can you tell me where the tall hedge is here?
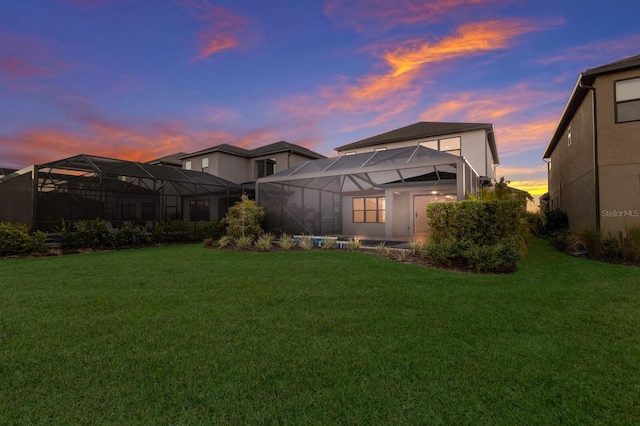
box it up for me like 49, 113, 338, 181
425, 200, 523, 272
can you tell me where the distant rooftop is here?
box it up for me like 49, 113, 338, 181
180, 141, 325, 160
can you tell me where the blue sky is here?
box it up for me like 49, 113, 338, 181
1, 0, 640, 196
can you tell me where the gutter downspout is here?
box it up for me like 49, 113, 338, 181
579, 74, 600, 229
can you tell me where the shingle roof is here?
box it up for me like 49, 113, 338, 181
335, 122, 494, 152
180, 141, 325, 160
146, 152, 188, 167
543, 53, 640, 159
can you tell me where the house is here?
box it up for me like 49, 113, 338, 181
257, 122, 499, 240
0, 154, 243, 231
178, 141, 326, 192
543, 54, 640, 233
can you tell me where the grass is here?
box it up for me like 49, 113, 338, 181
1, 240, 639, 424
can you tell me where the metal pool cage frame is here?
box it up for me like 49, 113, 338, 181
0, 154, 243, 231
256, 145, 482, 239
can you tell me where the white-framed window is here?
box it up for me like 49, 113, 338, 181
201, 157, 209, 173
374, 147, 387, 152
353, 196, 385, 223
344, 151, 356, 156
615, 77, 640, 123
420, 137, 461, 155
185, 161, 192, 170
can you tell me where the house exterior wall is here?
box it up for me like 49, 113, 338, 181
595, 68, 640, 232
547, 90, 596, 228
336, 129, 494, 180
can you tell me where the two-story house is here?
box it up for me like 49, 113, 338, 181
543, 54, 640, 233
257, 122, 499, 240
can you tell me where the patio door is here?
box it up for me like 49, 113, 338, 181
413, 195, 430, 234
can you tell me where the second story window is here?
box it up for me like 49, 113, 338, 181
201, 158, 209, 173
616, 77, 640, 123
255, 158, 276, 179
185, 161, 192, 170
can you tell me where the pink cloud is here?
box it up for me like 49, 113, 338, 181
535, 34, 640, 67
173, 0, 250, 59
324, 0, 503, 32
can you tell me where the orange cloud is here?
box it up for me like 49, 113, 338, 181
174, 0, 249, 59
508, 179, 548, 196
324, 0, 499, 32
419, 84, 564, 157
279, 20, 543, 134
385, 20, 538, 77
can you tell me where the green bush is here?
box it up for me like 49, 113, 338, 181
194, 220, 222, 241
151, 220, 197, 243
543, 209, 569, 235
115, 222, 150, 247
222, 195, 264, 239
0, 222, 46, 257
61, 219, 114, 249
425, 200, 523, 273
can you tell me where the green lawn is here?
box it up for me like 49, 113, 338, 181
1, 240, 639, 424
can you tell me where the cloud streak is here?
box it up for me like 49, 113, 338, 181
174, 0, 249, 59
324, 0, 499, 32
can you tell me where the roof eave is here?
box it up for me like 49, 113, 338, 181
543, 74, 591, 159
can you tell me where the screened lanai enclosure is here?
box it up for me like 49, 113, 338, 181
257, 145, 482, 240
0, 154, 242, 231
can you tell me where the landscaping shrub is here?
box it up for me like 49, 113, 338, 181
61, 219, 114, 249
543, 209, 569, 235
194, 220, 222, 241
234, 235, 254, 250
151, 220, 196, 243
254, 233, 274, 252
277, 232, 294, 251
115, 222, 150, 247
0, 222, 46, 257
425, 200, 523, 272
222, 195, 265, 239
321, 237, 337, 250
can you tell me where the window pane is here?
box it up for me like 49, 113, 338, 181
440, 137, 461, 151
202, 157, 209, 168
365, 197, 377, 210
365, 211, 377, 222
353, 211, 364, 222
378, 197, 385, 210
266, 159, 276, 176
255, 161, 265, 178
353, 197, 364, 210
617, 100, 640, 123
379, 210, 386, 223
185, 161, 192, 170
616, 78, 640, 102
420, 140, 438, 150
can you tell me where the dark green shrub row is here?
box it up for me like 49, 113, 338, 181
0, 222, 46, 257
426, 200, 523, 273
565, 225, 640, 264
61, 219, 223, 250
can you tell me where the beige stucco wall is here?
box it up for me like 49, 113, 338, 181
595, 69, 640, 233
548, 89, 596, 228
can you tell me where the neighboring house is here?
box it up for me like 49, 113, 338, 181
178, 141, 326, 191
257, 122, 499, 240
543, 54, 640, 233
147, 152, 189, 168
0, 154, 242, 231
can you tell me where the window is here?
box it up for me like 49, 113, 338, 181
190, 199, 209, 222
255, 158, 276, 179
185, 161, 192, 170
353, 196, 385, 223
344, 151, 356, 156
567, 127, 571, 146
616, 77, 640, 123
374, 147, 387, 152
440, 137, 461, 156
419, 140, 438, 150
201, 157, 209, 173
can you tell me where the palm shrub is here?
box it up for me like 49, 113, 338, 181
276, 232, 294, 251
234, 235, 254, 250
0, 222, 46, 257
376, 242, 391, 257
321, 237, 337, 250
409, 240, 423, 256
347, 237, 361, 252
299, 235, 313, 250
254, 233, 274, 252
217, 235, 233, 248
222, 195, 265, 239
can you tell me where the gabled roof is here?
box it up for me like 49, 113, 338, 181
179, 141, 325, 160
543, 54, 640, 159
147, 152, 188, 167
335, 121, 492, 148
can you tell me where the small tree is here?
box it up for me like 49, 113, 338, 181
222, 195, 265, 239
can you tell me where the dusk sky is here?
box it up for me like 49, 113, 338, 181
2, 1, 640, 198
